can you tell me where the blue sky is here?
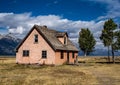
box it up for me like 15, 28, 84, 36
0, 0, 106, 21
0, 0, 120, 49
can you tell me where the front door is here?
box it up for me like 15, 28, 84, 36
67, 52, 69, 63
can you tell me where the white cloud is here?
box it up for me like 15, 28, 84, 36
9, 26, 24, 34
0, 12, 105, 49
89, 0, 120, 20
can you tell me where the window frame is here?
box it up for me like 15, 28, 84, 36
42, 50, 47, 58
23, 50, 29, 57
64, 37, 67, 45
34, 34, 38, 43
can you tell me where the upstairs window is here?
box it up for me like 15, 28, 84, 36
61, 51, 64, 59
34, 34, 38, 43
64, 37, 67, 45
42, 51, 47, 58
23, 50, 29, 57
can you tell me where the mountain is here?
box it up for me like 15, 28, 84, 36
78, 48, 120, 56
0, 33, 119, 56
0, 33, 21, 55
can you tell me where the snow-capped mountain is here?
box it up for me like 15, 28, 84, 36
0, 33, 119, 56
0, 33, 21, 55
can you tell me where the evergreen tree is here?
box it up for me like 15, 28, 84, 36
117, 31, 120, 49
100, 28, 112, 62
78, 28, 96, 56
100, 19, 117, 63
115, 31, 120, 50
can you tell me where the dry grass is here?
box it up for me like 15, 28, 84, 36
0, 56, 120, 85
78, 56, 120, 63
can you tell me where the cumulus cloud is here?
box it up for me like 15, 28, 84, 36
0, 12, 105, 49
89, 0, 120, 20
9, 26, 24, 34
0, 13, 32, 34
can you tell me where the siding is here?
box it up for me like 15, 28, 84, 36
55, 51, 67, 65
16, 29, 55, 64
55, 51, 78, 65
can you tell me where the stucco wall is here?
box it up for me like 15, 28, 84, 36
55, 51, 67, 65
16, 29, 55, 64
55, 51, 78, 65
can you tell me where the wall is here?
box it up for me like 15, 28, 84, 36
55, 51, 78, 65
16, 28, 55, 64
55, 51, 67, 65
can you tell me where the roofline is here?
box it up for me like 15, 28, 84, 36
56, 32, 68, 38
15, 25, 78, 52
35, 26, 56, 51
15, 25, 56, 52
65, 32, 68, 37
15, 25, 36, 52
56, 49, 79, 52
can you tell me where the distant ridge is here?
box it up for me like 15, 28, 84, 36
0, 33, 21, 55
78, 48, 120, 56
0, 33, 119, 56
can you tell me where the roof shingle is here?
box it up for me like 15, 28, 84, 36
36, 25, 78, 51
16, 25, 78, 52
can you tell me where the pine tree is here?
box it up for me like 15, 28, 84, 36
100, 28, 112, 62
100, 19, 117, 63
117, 31, 120, 49
115, 31, 120, 50
78, 28, 96, 56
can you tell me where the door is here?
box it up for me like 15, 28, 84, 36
67, 52, 69, 63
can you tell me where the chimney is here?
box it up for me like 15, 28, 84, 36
43, 25, 47, 28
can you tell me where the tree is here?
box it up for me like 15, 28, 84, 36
100, 19, 117, 63
100, 28, 112, 62
117, 31, 120, 49
78, 28, 96, 56
114, 31, 120, 50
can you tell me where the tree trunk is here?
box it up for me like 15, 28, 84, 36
108, 46, 110, 62
111, 47, 115, 63
84, 51, 87, 57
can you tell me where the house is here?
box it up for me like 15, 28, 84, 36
16, 25, 78, 65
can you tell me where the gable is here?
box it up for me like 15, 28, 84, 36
15, 25, 56, 52
57, 34, 68, 45
16, 25, 78, 52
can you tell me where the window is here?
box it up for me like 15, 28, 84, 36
67, 52, 69, 57
64, 37, 67, 45
34, 34, 38, 43
72, 52, 74, 58
67, 52, 69, 62
42, 51, 47, 58
23, 50, 29, 57
61, 51, 64, 59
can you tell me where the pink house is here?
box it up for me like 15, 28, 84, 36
16, 25, 78, 65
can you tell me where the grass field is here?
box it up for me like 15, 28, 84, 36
0, 56, 120, 85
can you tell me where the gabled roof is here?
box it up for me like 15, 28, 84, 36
16, 25, 78, 52
56, 32, 68, 37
